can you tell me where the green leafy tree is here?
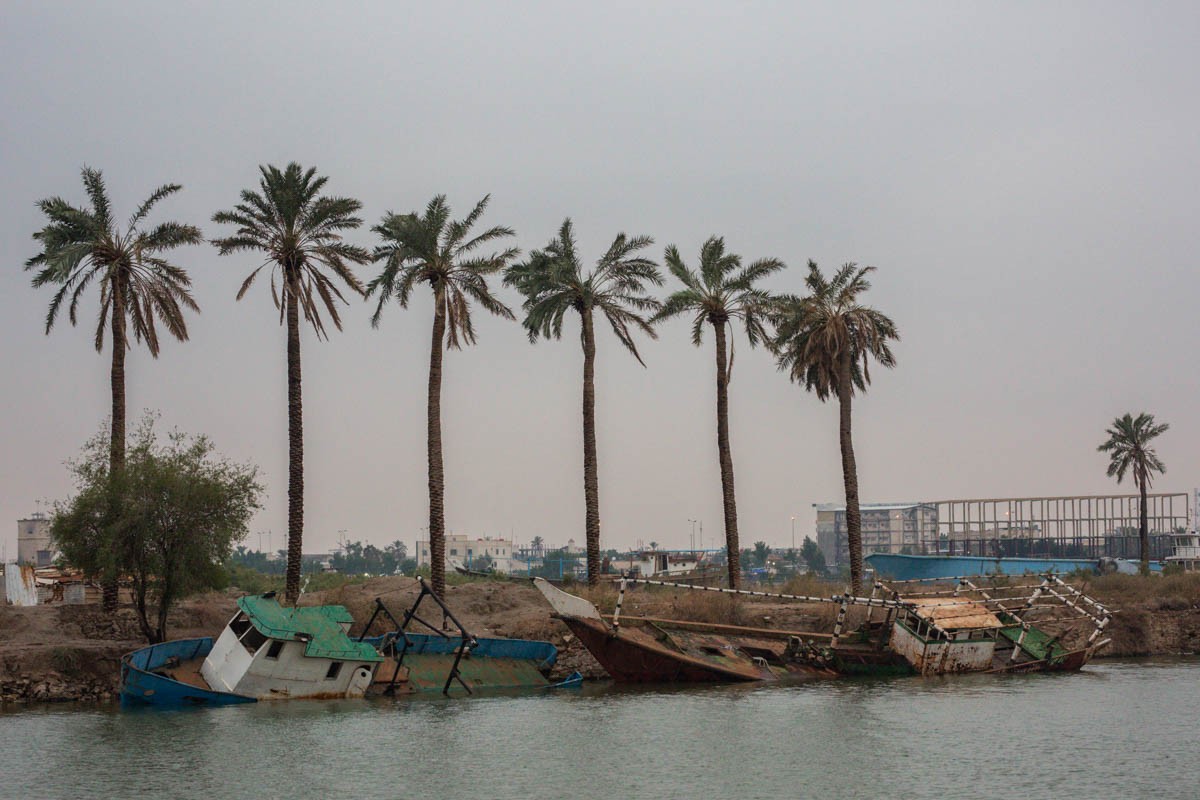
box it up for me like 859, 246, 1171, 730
52, 416, 262, 643
770, 262, 898, 594
1098, 412, 1169, 571
800, 536, 828, 576
26, 167, 203, 611
367, 195, 517, 597
211, 163, 370, 604
752, 540, 771, 568
653, 237, 784, 589
505, 219, 663, 585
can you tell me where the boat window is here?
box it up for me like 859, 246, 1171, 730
229, 613, 252, 639
265, 640, 285, 660
325, 661, 343, 680
239, 625, 268, 654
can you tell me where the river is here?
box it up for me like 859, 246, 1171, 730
1, 658, 1194, 799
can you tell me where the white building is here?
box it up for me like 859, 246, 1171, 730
813, 502, 939, 565
613, 551, 704, 578
416, 534, 514, 573
17, 514, 56, 567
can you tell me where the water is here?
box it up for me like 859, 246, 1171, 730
2, 658, 1195, 800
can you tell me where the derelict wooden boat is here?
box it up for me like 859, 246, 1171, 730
534, 578, 837, 684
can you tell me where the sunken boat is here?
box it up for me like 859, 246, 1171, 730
536, 571, 1112, 684
533, 578, 838, 683
121, 579, 576, 707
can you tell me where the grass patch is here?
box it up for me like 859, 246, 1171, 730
1073, 572, 1200, 610
48, 646, 85, 676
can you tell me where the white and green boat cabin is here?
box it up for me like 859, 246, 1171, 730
201, 594, 383, 700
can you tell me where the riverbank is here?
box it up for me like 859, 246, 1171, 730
3, 572, 1198, 704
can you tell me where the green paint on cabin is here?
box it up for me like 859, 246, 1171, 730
998, 625, 1065, 663
238, 595, 383, 662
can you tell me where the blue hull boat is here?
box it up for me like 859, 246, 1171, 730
866, 553, 1162, 581
120, 637, 254, 708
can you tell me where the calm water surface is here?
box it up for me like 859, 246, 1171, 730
2, 658, 1195, 800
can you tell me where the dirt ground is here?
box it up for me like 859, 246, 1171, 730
3, 573, 1198, 704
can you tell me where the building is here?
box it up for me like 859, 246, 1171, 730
813, 502, 938, 566
17, 514, 57, 567
416, 534, 514, 573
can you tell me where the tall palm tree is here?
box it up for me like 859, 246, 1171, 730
505, 219, 662, 585
26, 167, 202, 610
769, 261, 898, 594
1098, 412, 1169, 572
367, 195, 517, 598
212, 163, 370, 603
653, 237, 784, 589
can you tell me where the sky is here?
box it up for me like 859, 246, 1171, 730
2, 1, 1198, 562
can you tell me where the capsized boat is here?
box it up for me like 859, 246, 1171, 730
533, 578, 838, 684
122, 592, 383, 707
121, 579, 575, 707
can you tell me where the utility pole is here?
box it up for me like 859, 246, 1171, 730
791, 516, 796, 553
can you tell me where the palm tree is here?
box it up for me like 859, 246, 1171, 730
212, 163, 370, 603
653, 237, 784, 589
26, 167, 202, 610
1098, 412, 1169, 572
505, 219, 662, 585
769, 261, 898, 594
367, 195, 517, 598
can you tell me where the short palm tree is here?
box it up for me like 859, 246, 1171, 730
26, 167, 202, 610
505, 219, 662, 585
1098, 412, 1169, 571
769, 261, 898, 594
212, 163, 370, 604
653, 237, 784, 589
367, 195, 517, 598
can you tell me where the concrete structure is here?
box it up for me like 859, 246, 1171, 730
612, 550, 704, 578
17, 514, 56, 567
416, 534, 514, 573
813, 502, 938, 566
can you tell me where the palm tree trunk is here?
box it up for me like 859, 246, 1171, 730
713, 322, 741, 590
1139, 472, 1150, 573
103, 281, 127, 613
285, 285, 304, 604
837, 352, 864, 594
428, 285, 448, 597
581, 309, 601, 585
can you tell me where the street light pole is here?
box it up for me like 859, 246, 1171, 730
791, 516, 796, 553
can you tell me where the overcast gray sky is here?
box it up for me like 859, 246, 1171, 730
3, 1, 1197, 561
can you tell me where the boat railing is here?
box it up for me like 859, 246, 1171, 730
622, 572, 1112, 651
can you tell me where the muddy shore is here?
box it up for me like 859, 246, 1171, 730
3, 574, 1198, 704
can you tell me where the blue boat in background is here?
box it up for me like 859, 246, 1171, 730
865, 552, 1162, 581
120, 637, 255, 708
